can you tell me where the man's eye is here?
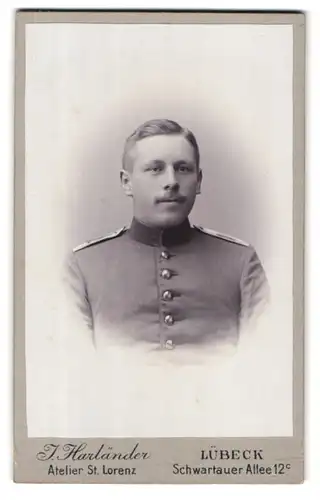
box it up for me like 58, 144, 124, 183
147, 164, 163, 173
177, 164, 191, 172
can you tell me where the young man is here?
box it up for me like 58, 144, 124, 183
66, 119, 268, 350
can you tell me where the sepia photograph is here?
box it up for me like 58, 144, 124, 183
14, 10, 305, 484
24, 18, 293, 438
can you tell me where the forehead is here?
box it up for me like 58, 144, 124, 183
131, 134, 196, 164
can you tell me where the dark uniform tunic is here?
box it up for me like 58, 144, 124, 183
66, 218, 268, 349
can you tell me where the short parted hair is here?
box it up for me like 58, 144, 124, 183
122, 118, 200, 171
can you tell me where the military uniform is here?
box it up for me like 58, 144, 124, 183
66, 218, 268, 349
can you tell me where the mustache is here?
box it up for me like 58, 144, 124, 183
155, 195, 187, 204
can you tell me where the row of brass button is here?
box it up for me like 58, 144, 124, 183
160, 250, 175, 345
160, 250, 174, 336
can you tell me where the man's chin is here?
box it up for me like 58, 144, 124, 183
154, 213, 187, 228
134, 209, 190, 228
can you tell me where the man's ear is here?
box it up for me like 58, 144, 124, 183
120, 169, 133, 197
196, 168, 203, 195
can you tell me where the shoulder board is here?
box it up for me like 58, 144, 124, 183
193, 225, 249, 247
73, 226, 127, 252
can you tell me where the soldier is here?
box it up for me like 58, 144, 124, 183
66, 118, 269, 350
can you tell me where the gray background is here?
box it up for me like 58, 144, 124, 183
25, 22, 293, 260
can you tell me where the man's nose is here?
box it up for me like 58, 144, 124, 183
163, 166, 179, 191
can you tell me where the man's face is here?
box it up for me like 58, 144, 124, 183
121, 134, 202, 228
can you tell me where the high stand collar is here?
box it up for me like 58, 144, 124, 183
128, 217, 193, 247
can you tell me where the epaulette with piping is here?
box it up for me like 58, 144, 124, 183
193, 225, 249, 247
73, 226, 127, 253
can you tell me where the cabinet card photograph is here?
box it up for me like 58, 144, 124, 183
14, 11, 305, 483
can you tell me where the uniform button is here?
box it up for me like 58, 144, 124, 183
162, 290, 173, 301
165, 339, 175, 350
161, 269, 172, 279
161, 250, 170, 260
164, 314, 174, 326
